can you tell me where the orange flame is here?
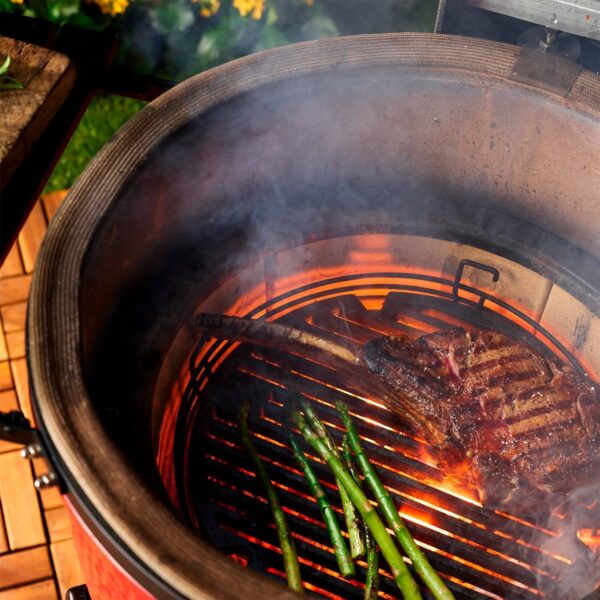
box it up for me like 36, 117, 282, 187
417, 446, 481, 504
577, 529, 600, 552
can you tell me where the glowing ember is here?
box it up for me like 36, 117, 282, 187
417, 446, 481, 505
266, 568, 345, 600
228, 553, 249, 567
577, 529, 600, 552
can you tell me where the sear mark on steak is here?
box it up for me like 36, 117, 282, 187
358, 328, 600, 508
195, 313, 600, 511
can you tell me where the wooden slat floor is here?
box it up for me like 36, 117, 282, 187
0, 190, 85, 599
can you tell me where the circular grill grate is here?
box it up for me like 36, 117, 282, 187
175, 268, 593, 599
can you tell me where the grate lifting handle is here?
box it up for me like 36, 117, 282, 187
452, 259, 500, 308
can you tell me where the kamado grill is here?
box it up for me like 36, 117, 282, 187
2, 1, 600, 599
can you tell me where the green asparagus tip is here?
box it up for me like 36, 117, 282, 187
299, 397, 311, 412
336, 401, 350, 417
292, 409, 306, 430
289, 434, 302, 457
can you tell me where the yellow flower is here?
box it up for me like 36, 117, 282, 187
10, 0, 25, 4
233, 0, 264, 20
250, 0, 264, 20
193, 0, 220, 17
85, 0, 129, 16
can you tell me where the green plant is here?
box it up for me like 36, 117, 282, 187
4, 0, 436, 191
0, 1, 437, 82
0, 0, 325, 78
0, 0, 110, 27
119, 0, 330, 80
45, 93, 145, 192
0, 56, 24, 90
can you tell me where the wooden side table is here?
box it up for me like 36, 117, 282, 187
0, 34, 76, 264
0, 37, 75, 190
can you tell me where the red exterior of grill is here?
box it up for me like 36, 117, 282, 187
65, 497, 155, 600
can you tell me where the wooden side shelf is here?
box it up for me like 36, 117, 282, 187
0, 37, 75, 189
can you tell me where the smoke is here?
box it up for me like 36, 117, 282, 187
529, 485, 600, 599
76, 12, 600, 599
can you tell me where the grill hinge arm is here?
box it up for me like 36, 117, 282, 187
0, 409, 39, 446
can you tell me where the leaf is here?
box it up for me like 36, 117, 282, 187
0, 56, 25, 90
67, 11, 108, 30
55, 0, 81, 21
266, 5, 278, 26
0, 56, 10, 77
28, 0, 50, 21
149, 3, 195, 34
197, 28, 224, 64
0, 0, 16, 11
300, 14, 338, 40
254, 25, 288, 51
0, 77, 24, 91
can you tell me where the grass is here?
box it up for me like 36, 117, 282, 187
45, 93, 145, 193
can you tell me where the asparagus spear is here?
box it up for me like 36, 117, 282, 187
238, 401, 303, 593
290, 435, 355, 578
337, 402, 455, 600
364, 527, 380, 600
341, 434, 361, 489
294, 411, 422, 600
300, 399, 365, 559
343, 436, 379, 600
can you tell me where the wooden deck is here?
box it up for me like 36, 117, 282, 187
0, 191, 85, 599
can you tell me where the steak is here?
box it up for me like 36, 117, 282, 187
358, 328, 600, 507
195, 313, 600, 509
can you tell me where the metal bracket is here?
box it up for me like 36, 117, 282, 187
453, 259, 500, 308
436, 0, 599, 71
0, 410, 40, 446
510, 46, 583, 95
467, 0, 600, 42
0, 410, 59, 488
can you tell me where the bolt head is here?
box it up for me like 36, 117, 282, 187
20, 443, 42, 459
34, 472, 57, 489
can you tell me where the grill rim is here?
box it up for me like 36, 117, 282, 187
27, 33, 600, 598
